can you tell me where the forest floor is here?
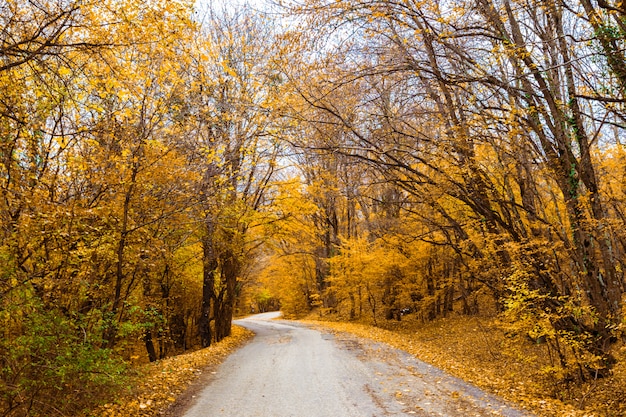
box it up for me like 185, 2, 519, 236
301, 313, 626, 417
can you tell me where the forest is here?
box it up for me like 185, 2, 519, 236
1, 0, 626, 416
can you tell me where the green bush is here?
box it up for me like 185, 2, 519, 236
0, 305, 128, 417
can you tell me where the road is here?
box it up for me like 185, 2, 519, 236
181, 312, 534, 417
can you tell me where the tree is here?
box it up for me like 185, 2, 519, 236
0, 1, 205, 414
189, 5, 283, 346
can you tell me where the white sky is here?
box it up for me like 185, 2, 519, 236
196, 0, 272, 13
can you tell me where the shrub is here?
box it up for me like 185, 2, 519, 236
0, 305, 128, 417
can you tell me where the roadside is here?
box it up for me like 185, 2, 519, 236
92, 325, 254, 417
303, 315, 626, 417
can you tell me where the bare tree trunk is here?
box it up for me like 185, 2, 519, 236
214, 249, 239, 342
199, 232, 217, 348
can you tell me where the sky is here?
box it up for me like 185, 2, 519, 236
193, 0, 291, 29
196, 0, 272, 13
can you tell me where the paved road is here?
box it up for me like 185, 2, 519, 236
182, 312, 534, 417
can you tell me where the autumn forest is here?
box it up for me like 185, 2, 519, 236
2, 0, 626, 415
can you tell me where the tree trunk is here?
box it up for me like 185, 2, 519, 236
214, 250, 239, 342
199, 233, 217, 348
144, 330, 157, 362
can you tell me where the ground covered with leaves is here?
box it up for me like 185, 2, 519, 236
304, 315, 626, 417
90, 326, 254, 417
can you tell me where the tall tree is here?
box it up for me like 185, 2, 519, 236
190, 6, 282, 346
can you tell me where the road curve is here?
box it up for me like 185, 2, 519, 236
181, 313, 534, 417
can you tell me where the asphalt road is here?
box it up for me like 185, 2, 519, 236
181, 312, 534, 417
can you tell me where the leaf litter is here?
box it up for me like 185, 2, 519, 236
92, 325, 254, 417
